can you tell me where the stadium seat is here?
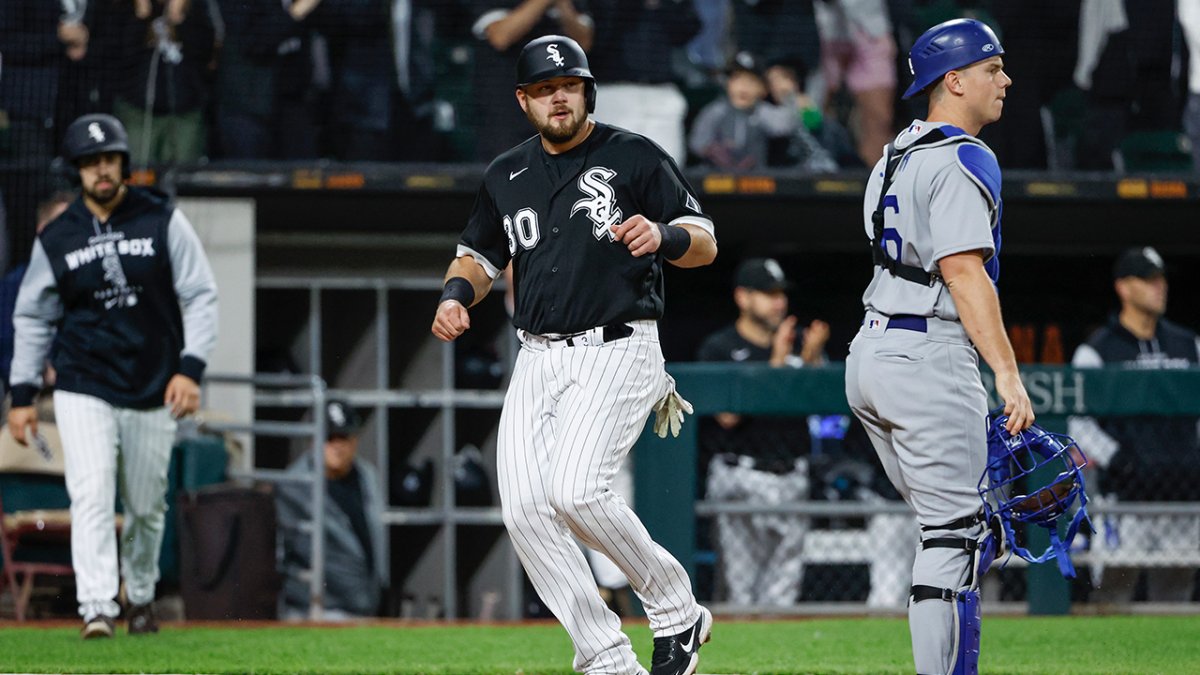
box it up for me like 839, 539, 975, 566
0, 422, 75, 619
1117, 130, 1193, 173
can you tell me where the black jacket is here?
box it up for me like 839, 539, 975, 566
10, 188, 218, 409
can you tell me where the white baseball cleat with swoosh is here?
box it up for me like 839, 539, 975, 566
649, 606, 712, 675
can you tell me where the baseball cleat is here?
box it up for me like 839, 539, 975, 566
127, 602, 159, 635
81, 615, 115, 639
649, 606, 712, 675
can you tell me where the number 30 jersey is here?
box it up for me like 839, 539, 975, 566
859, 121, 1002, 322
458, 123, 714, 335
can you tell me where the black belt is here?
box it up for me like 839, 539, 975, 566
552, 323, 634, 347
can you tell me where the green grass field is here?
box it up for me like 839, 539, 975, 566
1, 615, 1196, 674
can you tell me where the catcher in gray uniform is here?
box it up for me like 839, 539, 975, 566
844, 19, 1033, 675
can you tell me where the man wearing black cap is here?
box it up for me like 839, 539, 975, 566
1069, 246, 1200, 603
276, 399, 387, 620
695, 258, 829, 607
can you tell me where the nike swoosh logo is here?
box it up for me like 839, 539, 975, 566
679, 627, 696, 652
509, 167, 529, 180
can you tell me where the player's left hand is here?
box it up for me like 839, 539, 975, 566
165, 374, 201, 418
611, 214, 661, 257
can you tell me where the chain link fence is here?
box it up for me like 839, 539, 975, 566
674, 366, 1200, 614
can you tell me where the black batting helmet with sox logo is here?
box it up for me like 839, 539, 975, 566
61, 113, 131, 177
516, 35, 596, 113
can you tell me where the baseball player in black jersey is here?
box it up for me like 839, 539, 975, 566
695, 258, 828, 608
1069, 246, 1200, 603
7, 114, 218, 639
431, 35, 717, 675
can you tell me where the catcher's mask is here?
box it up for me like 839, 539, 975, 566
977, 412, 1091, 578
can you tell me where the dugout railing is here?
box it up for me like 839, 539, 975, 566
204, 291, 1200, 620
250, 275, 518, 621
199, 372, 330, 619
633, 364, 1200, 616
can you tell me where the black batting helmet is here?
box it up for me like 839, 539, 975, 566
62, 114, 131, 176
516, 35, 596, 113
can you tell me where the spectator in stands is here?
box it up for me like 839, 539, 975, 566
1073, 0, 1177, 171
468, 0, 593, 161
982, 1, 1080, 169
306, 0, 441, 161
0, 192, 73, 393
0, 1, 81, 252
1180, 0, 1200, 173
0, 0, 83, 159
588, 0, 700, 165
813, 0, 896, 166
763, 57, 852, 169
729, 0, 820, 84
685, 0, 728, 76
695, 258, 829, 607
689, 53, 833, 171
276, 399, 387, 620
213, 0, 320, 160
1068, 247, 1200, 603
111, 0, 217, 166
54, 0, 104, 147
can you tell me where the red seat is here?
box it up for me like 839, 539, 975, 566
0, 489, 74, 621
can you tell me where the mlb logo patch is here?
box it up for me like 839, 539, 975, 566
907, 123, 923, 135
866, 318, 883, 332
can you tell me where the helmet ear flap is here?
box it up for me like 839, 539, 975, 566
586, 81, 597, 113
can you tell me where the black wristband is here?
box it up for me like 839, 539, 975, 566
657, 222, 692, 261
440, 277, 475, 307
10, 384, 38, 408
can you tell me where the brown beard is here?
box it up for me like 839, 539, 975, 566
527, 106, 585, 144
84, 180, 123, 207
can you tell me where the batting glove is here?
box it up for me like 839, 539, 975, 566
653, 385, 694, 439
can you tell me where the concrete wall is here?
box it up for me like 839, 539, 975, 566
178, 197, 255, 427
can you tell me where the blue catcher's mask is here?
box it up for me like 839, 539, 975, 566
977, 413, 1092, 578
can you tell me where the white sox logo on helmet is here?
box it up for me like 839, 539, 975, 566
546, 44, 565, 67
329, 402, 348, 428
87, 122, 106, 142
571, 167, 623, 241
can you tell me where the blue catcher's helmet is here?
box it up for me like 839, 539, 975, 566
978, 413, 1091, 578
903, 18, 1005, 99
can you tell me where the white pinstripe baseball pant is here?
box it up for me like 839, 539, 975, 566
55, 390, 177, 621
499, 321, 701, 674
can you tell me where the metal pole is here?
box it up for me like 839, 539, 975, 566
375, 281, 392, 603
441, 338, 457, 619
308, 288, 327, 620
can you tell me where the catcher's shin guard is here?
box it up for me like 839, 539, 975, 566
909, 585, 981, 675
911, 516, 986, 675
951, 589, 981, 675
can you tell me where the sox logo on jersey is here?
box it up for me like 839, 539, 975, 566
571, 167, 622, 241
